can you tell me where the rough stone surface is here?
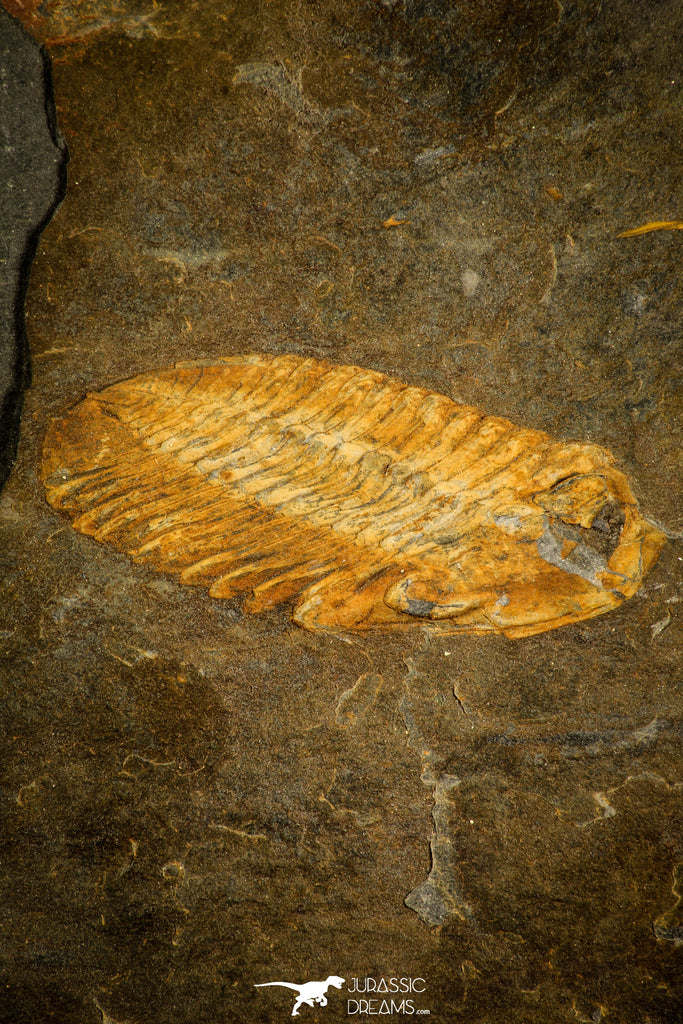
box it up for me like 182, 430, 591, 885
1, 1, 681, 1022
0, 7, 67, 489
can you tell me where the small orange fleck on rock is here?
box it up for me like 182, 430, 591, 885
617, 220, 683, 237
544, 185, 564, 201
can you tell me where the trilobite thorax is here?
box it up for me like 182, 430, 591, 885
41, 353, 665, 638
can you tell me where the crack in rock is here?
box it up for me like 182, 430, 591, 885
653, 863, 683, 946
400, 658, 474, 927
233, 62, 344, 125
335, 671, 383, 727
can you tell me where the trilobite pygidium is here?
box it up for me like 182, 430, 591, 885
41, 353, 665, 638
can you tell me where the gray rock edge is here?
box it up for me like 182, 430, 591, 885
0, 8, 68, 490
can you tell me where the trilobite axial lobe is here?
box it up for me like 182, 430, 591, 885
41, 353, 665, 638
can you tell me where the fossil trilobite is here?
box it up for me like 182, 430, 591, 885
41, 353, 665, 638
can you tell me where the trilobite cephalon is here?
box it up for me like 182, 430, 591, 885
41, 353, 666, 638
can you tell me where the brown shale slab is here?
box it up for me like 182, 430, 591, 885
1, 0, 681, 1022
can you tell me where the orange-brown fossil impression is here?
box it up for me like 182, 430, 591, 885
41, 354, 666, 638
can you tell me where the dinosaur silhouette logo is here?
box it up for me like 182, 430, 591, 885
255, 974, 345, 1016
